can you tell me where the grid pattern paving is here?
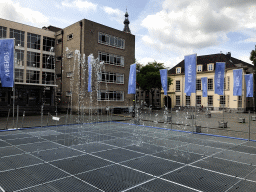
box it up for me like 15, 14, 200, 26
0, 122, 256, 191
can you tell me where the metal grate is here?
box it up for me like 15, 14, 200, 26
0, 146, 23, 157
162, 166, 240, 192
94, 148, 144, 163
71, 142, 116, 153
121, 155, 183, 176
17, 141, 63, 153
124, 143, 166, 154
76, 164, 153, 192
0, 164, 68, 191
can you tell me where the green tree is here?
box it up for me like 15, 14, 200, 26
137, 61, 172, 107
249, 47, 256, 109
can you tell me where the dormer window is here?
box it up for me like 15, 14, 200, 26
197, 65, 202, 72
208, 64, 214, 71
176, 67, 181, 74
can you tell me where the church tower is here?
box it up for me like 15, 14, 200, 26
123, 9, 131, 33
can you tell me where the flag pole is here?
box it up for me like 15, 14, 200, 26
13, 39, 15, 128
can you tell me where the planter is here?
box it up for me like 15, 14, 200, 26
218, 121, 228, 128
252, 116, 256, 121
195, 125, 201, 133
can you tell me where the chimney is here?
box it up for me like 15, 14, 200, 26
226, 52, 231, 60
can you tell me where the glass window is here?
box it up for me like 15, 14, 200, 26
26, 70, 40, 84
224, 76, 230, 90
15, 50, 24, 66
42, 72, 54, 84
196, 79, 201, 90
67, 34, 73, 40
208, 79, 213, 90
66, 72, 73, 78
0, 26, 7, 38
116, 73, 124, 84
15, 69, 24, 83
43, 54, 55, 69
176, 80, 180, 91
43, 37, 55, 51
97, 90, 124, 101
196, 95, 201, 105
10, 29, 25, 47
27, 52, 40, 68
186, 96, 190, 106
208, 64, 214, 71
98, 32, 125, 49
66, 91, 72, 96
197, 65, 202, 72
176, 95, 180, 106
220, 96, 225, 105
27, 33, 41, 50
208, 96, 213, 106
176, 67, 181, 74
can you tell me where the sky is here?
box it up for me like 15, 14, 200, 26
1, 0, 256, 69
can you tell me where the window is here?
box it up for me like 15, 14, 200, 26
176, 67, 181, 74
197, 65, 202, 72
42, 72, 54, 84
99, 51, 124, 66
176, 80, 180, 91
15, 50, 24, 66
97, 90, 124, 101
66, 72, 73, 78
186, 96, 190, 106
10, 29, 25, 47
98, 72, 124, 84
196, 79, 201, 90
57, 39, 62, 44
27, 52, 40, 68
43, 37, 55, 51
67, 34, 73, 40
98, 32, 125, 49
208, 64, 214, 71
176, 96, 180, 106
220, 96, 225, 105
238, 96, 242, 108
141, 91, 143, 97
27, 33, 41, 50
208, 96, 213, 106
67, 52, 73, 58
26, 70, 40, 84
116, 73, 124, 84
224, 76, 230, 90
43, 54, 55, 69
0, 26, 7, 38
196, 95, 201, 105
208, 79, 213, 90
15, 69, 24, 83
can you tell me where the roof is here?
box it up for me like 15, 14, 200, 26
168, 53, 253, 75
42, 25, 62, 32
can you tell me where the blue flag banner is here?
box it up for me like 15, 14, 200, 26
214, 62, 225, 95
201, 77, 208, 97
88, 56, 92, 92
160, 69, 168, 95
233, 69, 243, 96
128, 63, 136, 94
244, 74, 253, 97
184, 54, 197, 96
0, 39, 14, 87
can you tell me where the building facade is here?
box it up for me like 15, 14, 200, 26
53, 15, 135, 113
163, 53, 255, 112
0, 18, 57, 114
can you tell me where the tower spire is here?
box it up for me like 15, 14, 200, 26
123, 9, 131, 33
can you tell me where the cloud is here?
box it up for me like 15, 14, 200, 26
61, 0, 97, 11
0, 0, 49, 27
141, 0, 256, 54
102, 6, 124, 24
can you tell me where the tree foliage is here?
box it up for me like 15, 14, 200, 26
249, 48, 256, 109
136, 61, 172, 106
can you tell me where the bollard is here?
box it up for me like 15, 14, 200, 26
21, 111, 25, 128
249, 111, 251, 141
